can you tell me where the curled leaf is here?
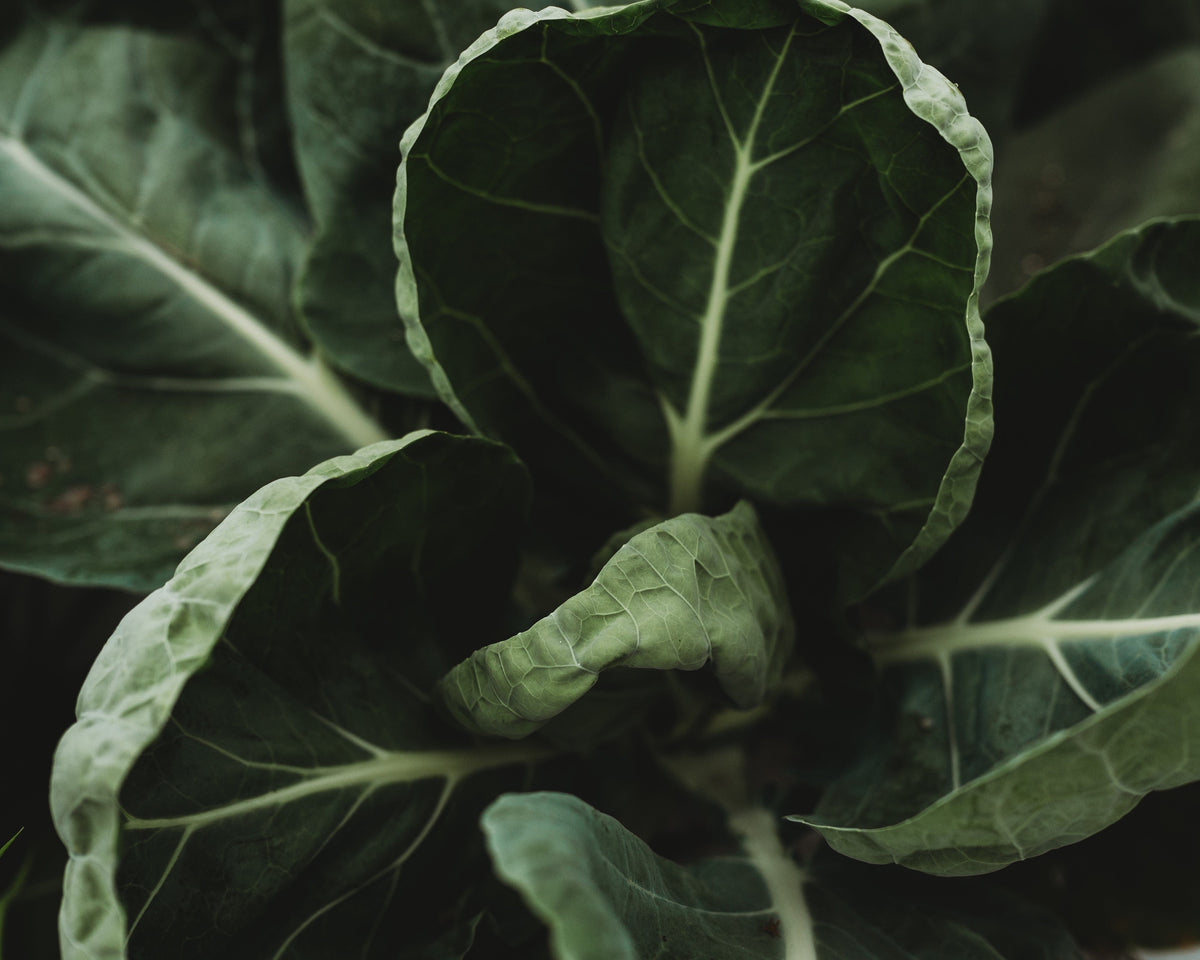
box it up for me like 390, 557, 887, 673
439, 501, 793, 740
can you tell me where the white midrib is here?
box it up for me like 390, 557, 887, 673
728, 808, 817, 960
667, 152, 752, 515
0, 137, 387, 449
666, 34, 793, 515
662, 748, 816, 959
870, 610, 1200, 666
870, 574, 1200, 721
123, 742, 550, 831
866, 584, 1200, 785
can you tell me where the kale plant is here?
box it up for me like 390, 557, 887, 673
3, 0, 1200, 957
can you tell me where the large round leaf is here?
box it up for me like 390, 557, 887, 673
395, 0, 994, 599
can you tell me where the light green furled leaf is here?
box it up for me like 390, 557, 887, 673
988, 47, 1200, 301
482, 791, 1082, 960
285, 0, 562, 395
438, 501, 793, 741
0, 4, 387, 591
50, 432, 541, 960
796, 219, 1200, 875
395, 0, 993, 600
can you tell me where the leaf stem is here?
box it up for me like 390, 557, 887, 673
666, 27, 796, 516
0, 137, 389, 451
659, 746, 817, 960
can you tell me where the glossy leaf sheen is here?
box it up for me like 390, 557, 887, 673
0, 6, 386, 590
799, 220, 1200, 875
439, 501, 793, 740
50, 432, 536, 960
395, 0, 994, 598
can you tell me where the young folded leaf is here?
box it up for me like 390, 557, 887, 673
438, 501, 793, 741
50, 433, 539, 960
481, 791, 1082, 959
394, 0, 994, 600
796, 218, 1200, 875
0, 4, 387, 591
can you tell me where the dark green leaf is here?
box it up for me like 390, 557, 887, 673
854, 0, 1052, 141
0, 4, 387, 590
482, 791, 1082, 959
285, 0, 560, 394
395, 0, 994, 599
988, 48, 1200, 300
51, 432, 540, 959
798, 219, 1200, 875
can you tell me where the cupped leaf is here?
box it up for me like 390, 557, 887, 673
395, 0, 994, 599
438, 501, 793, 741
50, 432, 542, 960
797, 219, 1200, 875
0, 4, 387, 591
285, 0, 561, 394
481, 791, 1082, 959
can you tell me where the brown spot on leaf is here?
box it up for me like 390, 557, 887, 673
99, 484, 123, 511
25, 462, 52, 489
47, 485, 94, 515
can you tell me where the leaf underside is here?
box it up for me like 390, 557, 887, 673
51, 432, 537, 959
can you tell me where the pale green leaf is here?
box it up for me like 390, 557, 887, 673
438, 501, 793, 741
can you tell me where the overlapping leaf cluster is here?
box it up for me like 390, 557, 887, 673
2, 0, 1199, 957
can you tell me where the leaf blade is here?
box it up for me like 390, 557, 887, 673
50, 431, 539, 959
438, 501, 793, 741
0, 7, 386, 589
482, 791, 1083, 959
395, 0, 994, 598
798, 218, 1200, 874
